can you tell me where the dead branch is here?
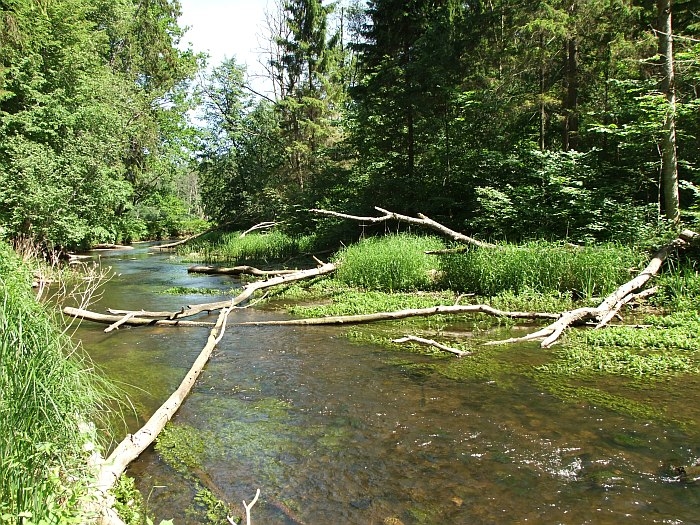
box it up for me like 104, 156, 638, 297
235, 304, 558, 326
63, 307, 215, 328
240, 221, 276, 237
152, 221, 233, 250
488, 231, 697, 348
91, 304, 234, 524
310, 207, 497, 248
187, 265, 298, 277
65, 263, 338, 324
104, 311, 140, 333
392, 335, 471, 357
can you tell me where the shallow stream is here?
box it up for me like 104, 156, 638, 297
71, 243, 700, 524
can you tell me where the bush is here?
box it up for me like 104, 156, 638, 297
334, 234, 445, 291
439, 241, 645, 298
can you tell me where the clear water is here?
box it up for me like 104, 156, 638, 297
71, 244, 700, 524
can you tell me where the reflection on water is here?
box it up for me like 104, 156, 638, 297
72, 244, 700, 524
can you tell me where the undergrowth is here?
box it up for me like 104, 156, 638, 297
0, 242, 112, 523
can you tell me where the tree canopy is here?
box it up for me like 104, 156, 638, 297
2, 0, 699, 249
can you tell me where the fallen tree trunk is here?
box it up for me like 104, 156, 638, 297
90, 304, 233, 524
235, 304, 559, 326
487, 231, 698, 348
65, 262, 338, 324
187, 265, 299, 277
152, 221, 233, 251
311, 207, 497, 248
240, 221, 276, 237
63, 307, 216, 328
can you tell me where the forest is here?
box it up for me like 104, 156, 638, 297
0, 0, 697, 249
1, 0, 700, 523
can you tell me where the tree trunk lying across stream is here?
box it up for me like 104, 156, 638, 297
88, 305, 233, 525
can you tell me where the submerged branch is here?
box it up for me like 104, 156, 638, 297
235, 304, 558, 326
91, 304, 234, 523
392, 335, 472, 357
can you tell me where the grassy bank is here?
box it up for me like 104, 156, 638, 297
0, 242, 109, 523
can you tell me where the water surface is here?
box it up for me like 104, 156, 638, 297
72, 244, 700, 524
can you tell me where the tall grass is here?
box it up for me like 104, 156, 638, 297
439, 241, 645, 298
182, 231, 316, 264
0, 242, 109, 522
653, 267, 700, 311
334, 234, 445, 291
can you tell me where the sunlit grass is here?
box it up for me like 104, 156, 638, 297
439, 241, 645, 298
181, 231, 316, 264
0, 242, 112, 522
333, 233, 445, 291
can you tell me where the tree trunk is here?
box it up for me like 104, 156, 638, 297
88, 306, 233, 524
657, 0, 680, 224
562, 36, 578, 151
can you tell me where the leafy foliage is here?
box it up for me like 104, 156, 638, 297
0, 0, 202, 249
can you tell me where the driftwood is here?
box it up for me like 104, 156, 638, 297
63, 307, 216, 328
90, 305, 234, 524
187, 265, 298, 277
311, 207, 497, 248
236, 304, 558, 327
487, 231, 698, 348
392, 335, 471, 357
64, 263, 338, 325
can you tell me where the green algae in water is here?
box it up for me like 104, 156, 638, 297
155, 423, 217, 478
538, 344, 695, 378
189, 488, 232, 525
160, 286, 227, 296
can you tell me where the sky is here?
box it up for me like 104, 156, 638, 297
178, 0, 273, 93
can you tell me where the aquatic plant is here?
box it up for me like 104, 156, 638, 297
333, 234, 445, 291
439, 241, 644, 298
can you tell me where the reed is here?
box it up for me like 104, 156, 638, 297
334, 234, 445, 291
0, 242, 110, 522
183, 230, 316, 264
439, 241, 645, 298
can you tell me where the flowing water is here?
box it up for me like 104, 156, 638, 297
71, 244, 700, 524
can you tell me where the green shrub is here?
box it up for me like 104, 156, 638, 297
334, 234, 445, 291
440, 241, 644, 298
0, 242, 109, 522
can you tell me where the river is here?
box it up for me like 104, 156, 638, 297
71, 243, 700, 524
